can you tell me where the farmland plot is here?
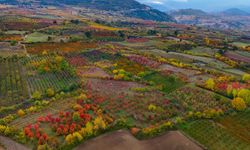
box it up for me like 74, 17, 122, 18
23, 55, 80, 95
0, 42, 26, 57
0, 57, 29, 107
181, 120, 250, 150
168, 52, 230, 69
84, 78, 178, 127
26, 72, 80, 94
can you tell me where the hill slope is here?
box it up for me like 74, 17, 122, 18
0, 0, 175, 22
169, 9, 207, 16
222, 8, 250, 16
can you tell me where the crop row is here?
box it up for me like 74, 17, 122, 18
181, 120, 250, 150
0, 57, 29, 106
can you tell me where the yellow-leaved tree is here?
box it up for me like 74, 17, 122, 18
205, 78, 215, 90
242, 74, 250, 83
237, 89, 250, 105
231, 97, 246, 111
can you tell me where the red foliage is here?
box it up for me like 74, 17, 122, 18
127, 55, 161, 68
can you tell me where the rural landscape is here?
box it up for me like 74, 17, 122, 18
0, 0, 249, 150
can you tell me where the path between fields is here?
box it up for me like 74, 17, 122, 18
0, 136, 30, 150
74, 130, 203, 150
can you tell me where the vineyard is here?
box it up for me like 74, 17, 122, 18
0, 5, 250, 150
0, 57, 29, 107
180, 119, 250, 150
23, 55, 80, 95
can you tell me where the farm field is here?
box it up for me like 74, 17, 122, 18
0, 3, 250, 150
0, 57, 29, 107
180, 119, 250, 150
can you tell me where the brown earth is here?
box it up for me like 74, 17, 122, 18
74, 130, 203, 150
0, 136, 29, 150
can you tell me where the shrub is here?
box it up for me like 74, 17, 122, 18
93, 117, 106, 130
232, 97, 247, 111
32, 91, 42, 100
72, 112, 81, 122
17, 109, 25, 117
205, 78, 215, 90
46, 88, 55, 97
237, 89, 250, 105
242, 74, 250, 83
148, 104, 157, 111
10, 40, 17, 46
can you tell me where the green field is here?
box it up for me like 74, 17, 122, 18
24, 32, 53, 43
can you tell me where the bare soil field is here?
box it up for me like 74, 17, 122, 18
74, 130, 203, 150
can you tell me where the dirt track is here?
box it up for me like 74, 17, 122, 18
74, 130, 203, 150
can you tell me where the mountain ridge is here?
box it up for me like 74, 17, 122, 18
0, 0, 175, 22
221, 8, 250, 16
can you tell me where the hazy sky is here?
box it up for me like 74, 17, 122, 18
137, 0, 250, 12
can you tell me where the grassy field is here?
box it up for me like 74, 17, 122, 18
142, 71, 185, 94
187, 47, 218, 57
231, 42, 250, 47
24, 32, 53, 43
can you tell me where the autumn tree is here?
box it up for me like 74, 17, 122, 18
17, 109, 25, 117
46, 88, 55, 97
205, 78, 215, 90
242, 74, 250, 83
237, 89, 250, 105
32, 91, 42, 100
231, 97, 246, 111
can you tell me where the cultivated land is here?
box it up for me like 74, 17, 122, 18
0, 4, 249, 150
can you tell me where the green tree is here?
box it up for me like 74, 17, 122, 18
85, 31, 92, 39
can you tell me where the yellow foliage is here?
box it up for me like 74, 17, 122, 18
46, 88, 55, 97
148, 104, 157, 111
65, 134, 74, 144
72, 132, 83, 142
42, 50, 48, 55
242, 74, 250, 83
0, 125, 7, 133
237, 89, 250, 105
232, 97, 247, 111
78, 93, 87, 100
32, 91, 42, 100
85, 122, 94, 136
93, 117, 106, 130
73, 104, 82, 111
205, 78, 215, 90
55, 55, 63, 63
28, 106, 38, 113
112, 70, 118, 74
17, 109, 25, 117
162, 121, 173, 128
114, 74, 125, 80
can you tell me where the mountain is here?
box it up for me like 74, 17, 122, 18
222, 8, 250, 16
0, 0, 175, 22
168, 9, 208, 16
